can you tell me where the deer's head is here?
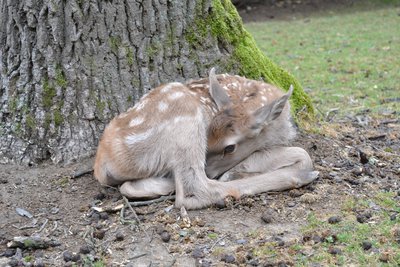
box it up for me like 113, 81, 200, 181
205, 68, 293, 179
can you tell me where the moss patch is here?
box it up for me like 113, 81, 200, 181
186, 0, 314, 118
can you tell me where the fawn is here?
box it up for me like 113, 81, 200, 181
94, 68, 318, 209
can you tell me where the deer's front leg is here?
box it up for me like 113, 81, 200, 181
220, 147, 318, 195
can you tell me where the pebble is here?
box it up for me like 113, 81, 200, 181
274, 237, 285, 247
328, 216, 341, 224
63, 251, 73, 262
3, 248, 15, 257
94, 192, 106, 200
199, 259, 212, 267
248, 259, 259, 266
99, 212, 109, 220
215, 199, 226, 209
236, 239, 247, 244
115, 232, 124, 241
93, 230, 105, 239
79, 245, 91, 254
8, 259, 19, 267
356, 214, 368, 223
390, 214, 397, 221
261, 213, 274, 224
191, 247, 204, 259
287, 202, 296, 207
328, 247, 342, 255
179, 230, 188, 237
160, 231, 171, 243
361, 241, 372, 250
34, 258, 45, 267
221, 254, 235, 264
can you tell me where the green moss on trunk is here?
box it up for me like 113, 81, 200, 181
187, 0, 314, 119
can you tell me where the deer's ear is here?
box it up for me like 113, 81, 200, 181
251, 85, 293, 131
209, 68, 231, 110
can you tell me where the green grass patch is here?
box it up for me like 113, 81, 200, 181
245, 1, 400, 118
296, 192, 400, 266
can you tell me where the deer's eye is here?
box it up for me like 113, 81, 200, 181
223, 144, 236, 155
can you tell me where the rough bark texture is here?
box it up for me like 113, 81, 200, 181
0, 0, 313, 165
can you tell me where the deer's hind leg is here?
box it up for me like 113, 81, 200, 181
120, 175, 175, 199
219, 147, 318, 195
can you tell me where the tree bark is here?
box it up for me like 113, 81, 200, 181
0, 0, 313, 165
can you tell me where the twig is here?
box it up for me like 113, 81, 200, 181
36, 219, 49, 233
71, 168, 93, 179
122, 196, 151, 242
129, 253, 147, 260
210, 235, 226, 251
128, 195, 175, 207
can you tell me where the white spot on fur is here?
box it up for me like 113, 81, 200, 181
158, 101, 168, 112
243, 96, 249, 102
129, 117, 144, 127
135, 99, 148, 110
169, 91, 185, 100
161, 85, 172, 93
125, 130, 152, 145
262, 96, 267, 102
170, 82, 183, 86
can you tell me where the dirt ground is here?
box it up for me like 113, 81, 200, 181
1, 2, 399, 267
1, 114, 399, 266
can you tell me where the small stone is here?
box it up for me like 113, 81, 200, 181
93, 230, 105, 239
8, 259, 19, 267
199, 259, 212, 267
390, 214, 397, 221
361, 241, 372, 251
71, 253, 81, 262
160, 231, 171, 243
356, 214, 368, 223
352, 167, 363, 176
221, 254, 235, 264
328, 216, 341, 224
63, 251, 73, 262
236, 239, 247, 244
261, 213, 274, 224
274, 237, 285, 246
248, 259, 259, 266
94, 192, 106, 200
179, 230, 188, 237
3, 248, 15, 257
79, 245, 91, 254
90, 212, 100, 222
115, 232, 124, 241
328, 247, 342, 255
287, 202, 296, 207
215, 199, 226, 209
191, 247, 204, 259
99, 212, 109, 220
312, 235, 322, 243
34, 258, 45, 267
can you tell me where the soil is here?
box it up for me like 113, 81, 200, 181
1, 2, 400, 267
1, 115, 399, 266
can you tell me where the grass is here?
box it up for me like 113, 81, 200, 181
294, 193, 400, 266
245, 1, 400, 118
242, 2, 400, 265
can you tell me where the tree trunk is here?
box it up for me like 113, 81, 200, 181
0, 0, 313, 165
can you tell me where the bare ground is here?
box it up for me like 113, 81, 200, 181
1, 115, 399, 266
